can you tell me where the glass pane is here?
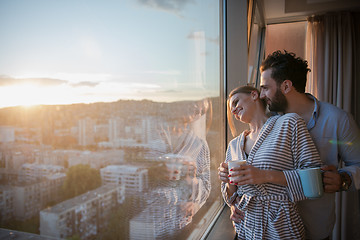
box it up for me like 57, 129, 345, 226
248, 2, 263, 86
265, 21, 307, 60
0, 0, 222, 239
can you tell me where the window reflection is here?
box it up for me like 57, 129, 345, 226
0, 97, 220, 239
0, 0, 221, 239
129, 99, 212, 238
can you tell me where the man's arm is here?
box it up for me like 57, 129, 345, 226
321, 165, 352, 192
322, 113, 360, 192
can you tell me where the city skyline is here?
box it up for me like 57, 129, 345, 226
0, 0, 220, 108
0, 96, 218, 239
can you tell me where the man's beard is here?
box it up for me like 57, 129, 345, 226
268, 89, 288, 112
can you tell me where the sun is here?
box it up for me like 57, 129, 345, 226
21, 101, 38, 108
0, 84, 54, 108
0, 82, 110, 109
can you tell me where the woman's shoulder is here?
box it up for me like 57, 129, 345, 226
228, 131, 247, 147
228, 134, 243, 145
277, 112, 304, 123
273, 113, 306, 130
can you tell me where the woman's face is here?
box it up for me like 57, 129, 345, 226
229, 92, 254, 123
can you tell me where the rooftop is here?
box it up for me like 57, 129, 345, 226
41, 185, 122, 214
0, 228, 57, 240
101, 165, 147, 174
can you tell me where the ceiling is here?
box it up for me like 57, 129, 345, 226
262, 0, 360, 24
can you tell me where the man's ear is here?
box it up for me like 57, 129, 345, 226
281, 80, 293, 94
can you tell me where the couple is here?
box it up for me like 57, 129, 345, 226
218, 51, 360, 239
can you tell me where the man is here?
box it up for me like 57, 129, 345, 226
230, 50, 360, 239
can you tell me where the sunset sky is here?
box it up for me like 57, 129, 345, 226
0, 0, 220, 108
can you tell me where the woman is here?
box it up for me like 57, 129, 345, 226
218, 85, 321, 239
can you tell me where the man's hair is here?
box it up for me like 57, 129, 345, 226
260, 50, 311, 93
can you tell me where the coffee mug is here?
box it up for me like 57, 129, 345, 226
297, 167, 324, 199
228, 159, 247, 183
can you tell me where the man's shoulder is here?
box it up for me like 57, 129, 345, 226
318, 101, 350, 121
318, 100, 346, 114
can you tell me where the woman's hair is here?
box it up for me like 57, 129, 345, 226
227, 85, 266, 137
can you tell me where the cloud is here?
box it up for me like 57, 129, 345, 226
0, 75, 102, 88
137, 0, 195, 16
0, 75, 67, 86
51, 73, 114, 87
70, 81, 99, 87
158, 89, 179, 93
131, 83, 161, 89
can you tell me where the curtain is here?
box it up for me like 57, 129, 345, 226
306, 12, 360, 240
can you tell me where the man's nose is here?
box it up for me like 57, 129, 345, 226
260, 90, 265, 99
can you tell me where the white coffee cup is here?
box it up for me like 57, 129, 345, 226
228, 159, 247, 183
166, 161, 182, 180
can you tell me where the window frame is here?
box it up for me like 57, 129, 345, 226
201, 0, 266, 238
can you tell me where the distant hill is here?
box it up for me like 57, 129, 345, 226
0, 97, 220, 129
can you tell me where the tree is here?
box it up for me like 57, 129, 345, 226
101, 206, 128, 240
62, 164, 101, 199
67, 234, 81, 240
100, 195, 147, 240
0, 216, 39, 234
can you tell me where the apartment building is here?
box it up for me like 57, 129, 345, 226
67, 150, 124, 169
0, 126, 15, 143
129, 187, 190, 239
0, 185, 14, 223
78, 117, 95, 146
0, 173, 66, 220
20, 163, 64, 182
100, 165, 148, 193
130, 204, 179, 240
39, 185, 125, 240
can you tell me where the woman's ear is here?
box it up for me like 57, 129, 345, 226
250, 90, 259, 101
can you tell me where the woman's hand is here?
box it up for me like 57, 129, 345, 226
230, 196, 244, 223
218, 162, 230, 183
230, 164, 266, 185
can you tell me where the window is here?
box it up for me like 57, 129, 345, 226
0, 0, 223, 239
265, 21, 307, 60
248, 0, 265, 86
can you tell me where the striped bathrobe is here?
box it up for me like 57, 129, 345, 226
221, 113, 322, 240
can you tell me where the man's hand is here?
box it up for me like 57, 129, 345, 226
321, 165, 341, 193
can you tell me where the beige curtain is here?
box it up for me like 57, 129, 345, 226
306, 12, 360, 240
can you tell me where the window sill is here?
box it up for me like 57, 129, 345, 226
202, 205, 236, 240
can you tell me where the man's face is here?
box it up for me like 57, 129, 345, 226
260, 69, 288, 112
